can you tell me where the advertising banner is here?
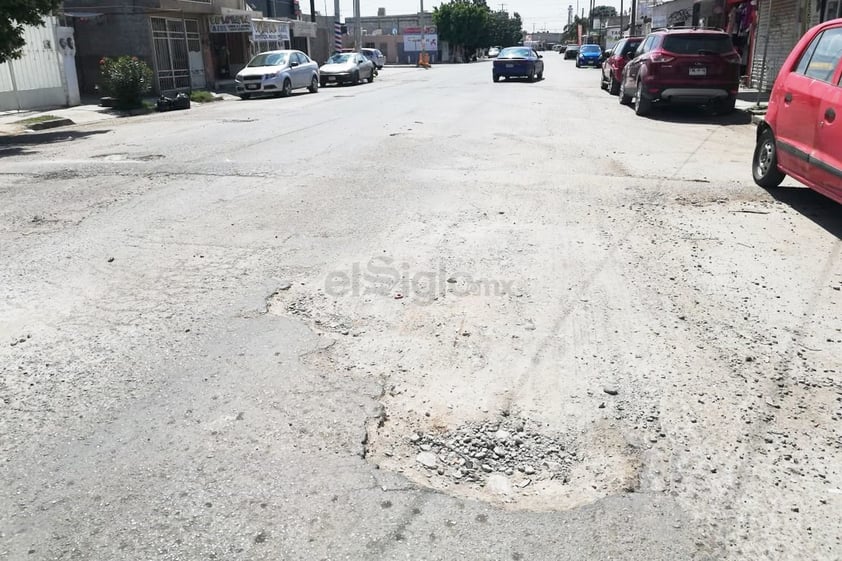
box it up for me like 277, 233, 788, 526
403, 33, 438, 51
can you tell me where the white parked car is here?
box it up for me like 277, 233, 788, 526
319, 52, 376, 86
235, 50, 319, 99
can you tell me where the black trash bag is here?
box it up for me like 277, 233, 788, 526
156, 92, 191, 112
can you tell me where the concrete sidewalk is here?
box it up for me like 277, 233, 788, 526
0, 93, 238, 136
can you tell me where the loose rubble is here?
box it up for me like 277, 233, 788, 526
407, 417, 576, 486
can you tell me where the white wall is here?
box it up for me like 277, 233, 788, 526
0, 17, 80, 110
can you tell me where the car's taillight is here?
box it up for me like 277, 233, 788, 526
650, 52, 675, 64
723, 52, 741, 63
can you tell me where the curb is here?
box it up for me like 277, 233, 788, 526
27, 118, 75, 131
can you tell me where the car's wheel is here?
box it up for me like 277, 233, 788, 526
600, 71, 608, 90
634, 81, 652, 116
352, 70, 360, 85
367, 69, 374, 83
618, 79, 632, 105
608, 73, 620, 95
239, 93, 251, 100
493, 73, 500, 82
280, 79, 292, 97
753, 128, 786, 188
308, 76, 319, 93
575, 61, 581, 68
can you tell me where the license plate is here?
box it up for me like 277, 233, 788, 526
506, 64, 514, 68
328, 76, 336, 81
245, 84, 259, 90
689, 67, 707, 76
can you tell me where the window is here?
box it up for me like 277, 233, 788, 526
662, 34, 733, 54
624, 39, 642, 55
800, 27, 842, 82
794, 32, 822, 74
637, 36, 654, 56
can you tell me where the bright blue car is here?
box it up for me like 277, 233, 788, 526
576, 44, 602, 68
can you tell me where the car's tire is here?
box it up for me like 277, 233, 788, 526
608, 73, 620, 95
600, 72, 608, 90
753, 128, 786, 188
575, 61, 580, 68
352, 70, 360, 85
367, 69, 375, 83
618, 79, 632, 105
493, 73, 500, 82
308, 76, 319, 93
280, 79, 292, 97
537, 70, 543, 80
634, 81, 652, 116
239, 94, 251, 100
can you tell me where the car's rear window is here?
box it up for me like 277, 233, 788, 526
499, 47, 533, 58
662, 34, 733, 54
623, 40, 642, 54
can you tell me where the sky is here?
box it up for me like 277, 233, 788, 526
323, 0, 627, 33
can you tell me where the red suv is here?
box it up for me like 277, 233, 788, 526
619, 27, 741, 116
752, 19, 842, 205
601, 37, 643, 95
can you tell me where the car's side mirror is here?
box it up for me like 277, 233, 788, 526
290, 61, 300, 67
538, 54, 543, 58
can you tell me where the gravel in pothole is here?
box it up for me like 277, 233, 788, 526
409, 417, 577, 485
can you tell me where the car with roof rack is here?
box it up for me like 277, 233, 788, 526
618, 26, 741, 116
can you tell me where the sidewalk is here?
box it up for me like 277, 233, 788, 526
0, 93, 237, 136
735, 85, 769, 125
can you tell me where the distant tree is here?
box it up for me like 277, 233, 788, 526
0, 0, 61, 64
562, 15, 588, 42
434, 0, 490, 60
487, 10, 523, 47
590, 5, 618, 20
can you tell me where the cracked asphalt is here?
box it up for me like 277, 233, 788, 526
1, 57, 841, 561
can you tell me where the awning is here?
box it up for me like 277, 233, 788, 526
61, 11, 105, 18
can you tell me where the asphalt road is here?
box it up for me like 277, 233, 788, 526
1, 55, 841, 561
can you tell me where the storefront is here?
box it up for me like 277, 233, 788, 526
725, 0, 758, 81
208, 13, 291, 82
749, 0, 819, 90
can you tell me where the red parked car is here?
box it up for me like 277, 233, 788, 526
752, 18, 842, 205
619, 27, 742, 116
601, 37, 643, 95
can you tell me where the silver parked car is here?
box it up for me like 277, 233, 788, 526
235, 50, 319, 99
319, 52, 375, 87
360, 48, 385, 69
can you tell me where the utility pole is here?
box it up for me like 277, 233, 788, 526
630, 0, 636, 36
619, 0, 624, 34
310, 0, 316, 22
353, 0, 361, 48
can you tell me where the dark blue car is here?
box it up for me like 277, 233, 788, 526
492, 47, 544, 82
576, 44, 602, 68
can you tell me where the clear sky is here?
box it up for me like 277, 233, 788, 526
322, 0, 627, 33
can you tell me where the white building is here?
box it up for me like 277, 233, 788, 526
0, 16, 81, 111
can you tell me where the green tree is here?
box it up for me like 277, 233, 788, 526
486, 10, 523, 47
562, 15, 588, 42
590, 5, 618, 19
0, 0, 61, 64
434, 0, 490, 60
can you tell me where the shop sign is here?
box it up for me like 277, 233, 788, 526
253, 20, 291, 42
209, 14, 253, 33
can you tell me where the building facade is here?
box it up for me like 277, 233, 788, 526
61, 0, 316, 95
343, 12, 443, 63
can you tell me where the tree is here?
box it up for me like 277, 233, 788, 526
589, 5, 617, 20
0, 0, 62, 64
434, 0, 490, 60
562, 15, 588, 42
487, 10, 523, 47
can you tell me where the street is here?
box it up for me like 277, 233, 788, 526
1, 55, 841, 560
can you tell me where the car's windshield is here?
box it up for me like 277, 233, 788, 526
500, 47, 533, 58
581, 45, 601, 53
328, 53, 354, 63
662, 34, 733, 54
247, 52, 287, 67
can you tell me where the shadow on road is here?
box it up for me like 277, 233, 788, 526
640, 105, 753, 126
764, 185, 842, 239
0, 129, 111, 158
